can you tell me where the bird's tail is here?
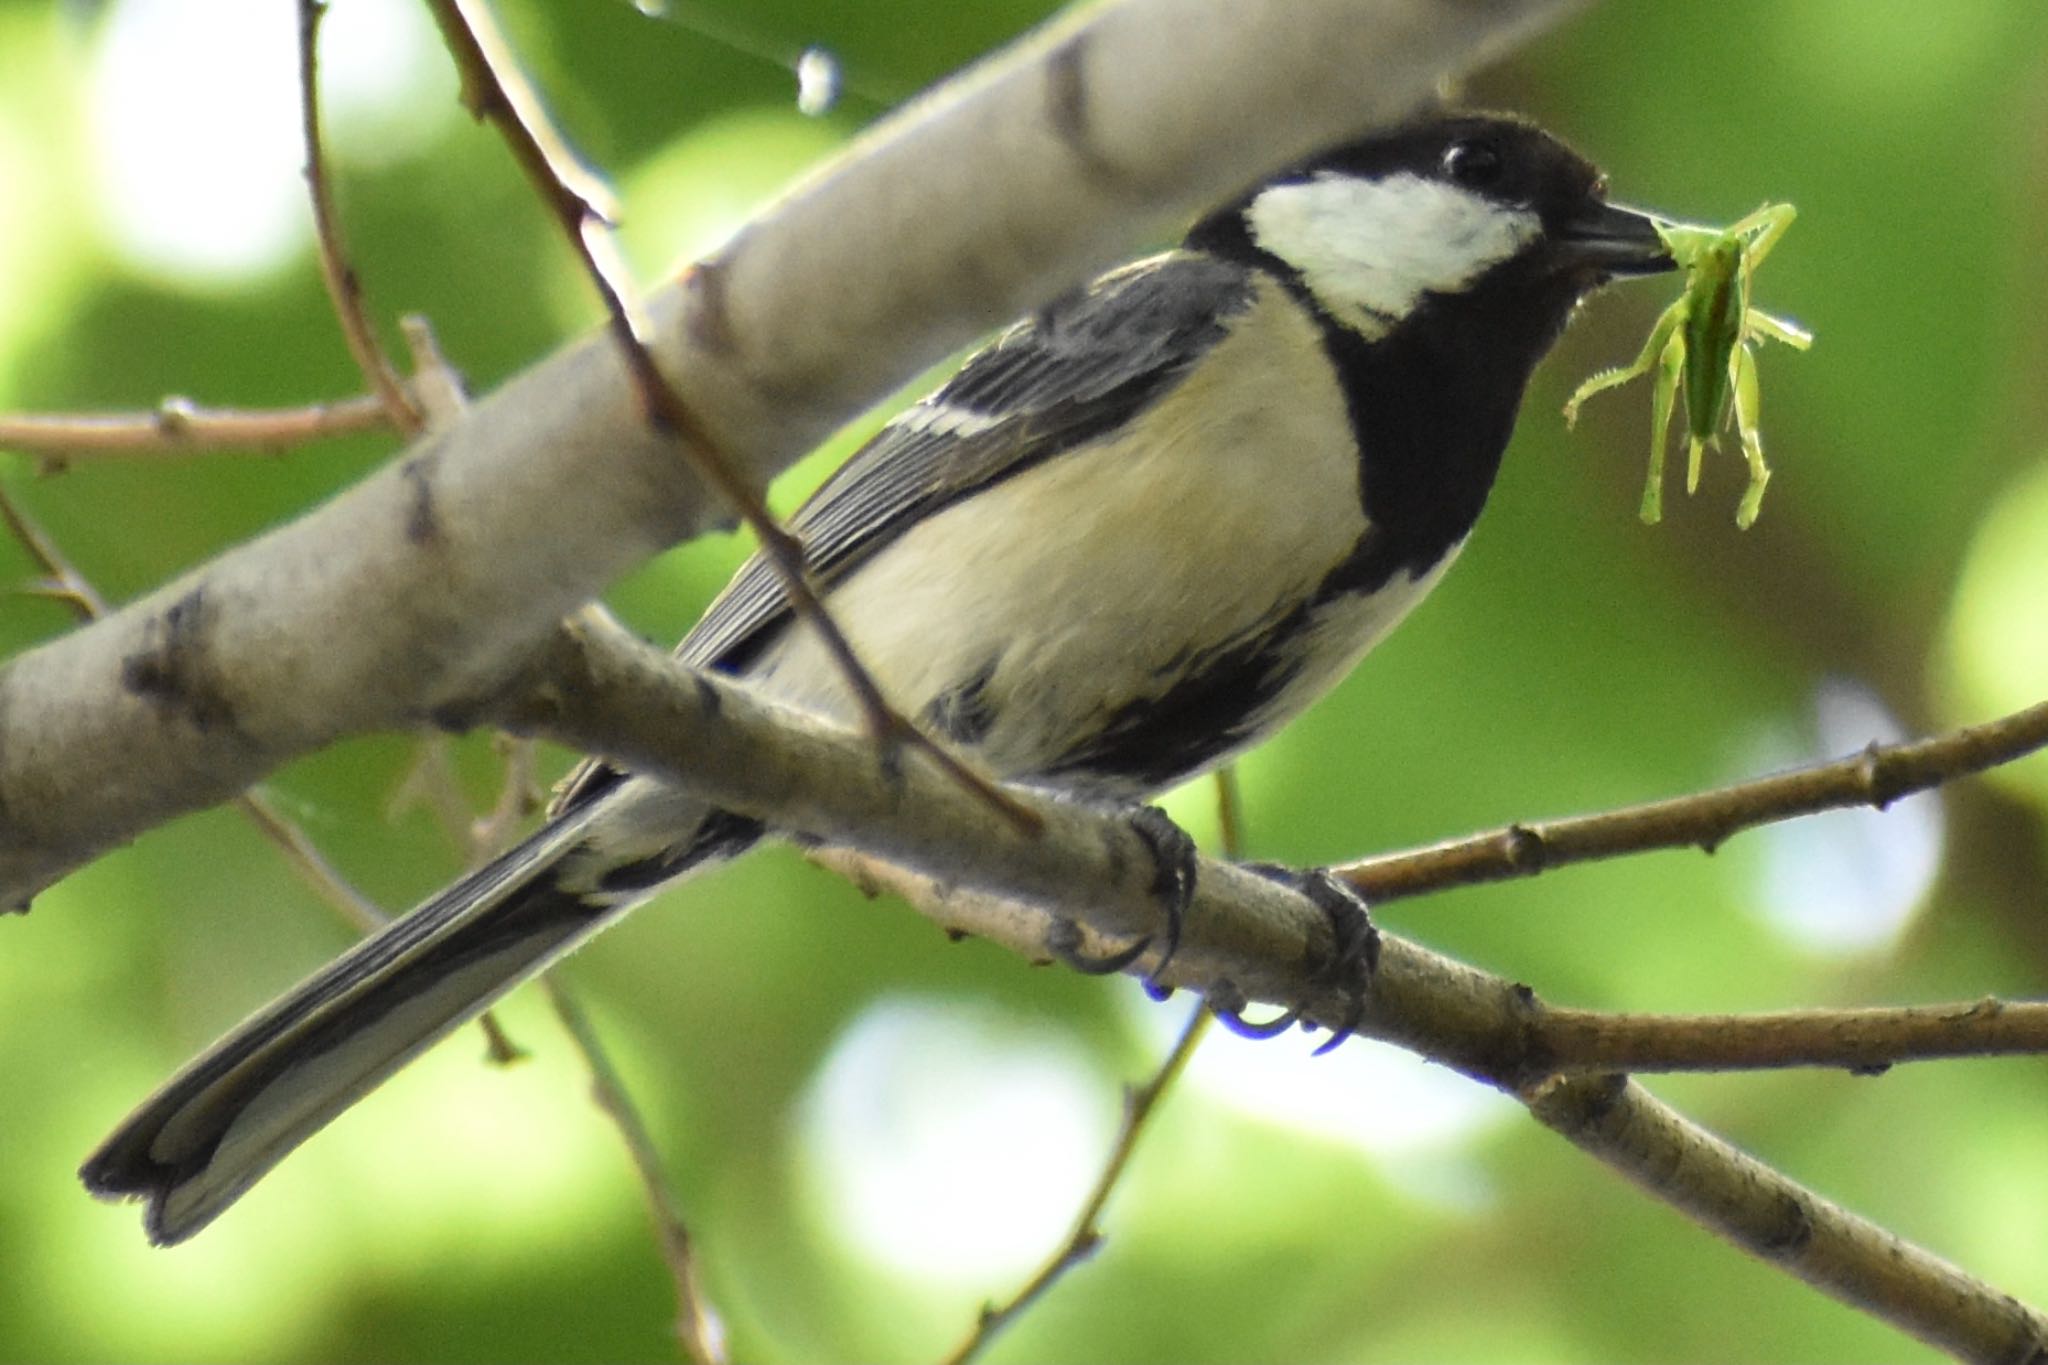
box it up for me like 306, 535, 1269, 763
82, 797, 754, 1245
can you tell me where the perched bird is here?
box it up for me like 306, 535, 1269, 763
84, 111, 1673, 1244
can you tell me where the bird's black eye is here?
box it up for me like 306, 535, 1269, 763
1443, 139, 1503, 189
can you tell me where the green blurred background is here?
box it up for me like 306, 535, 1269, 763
3, 1, 2047, 1360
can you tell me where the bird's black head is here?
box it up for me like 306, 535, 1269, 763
1186, 111, 1672, 349
1187, 113, 1675, 580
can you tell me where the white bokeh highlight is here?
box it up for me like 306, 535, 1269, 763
86, 0, 452, 287
797, 996, 1115, 1283
1747, 679, 1943, 954
1128, 990, 1508, 1213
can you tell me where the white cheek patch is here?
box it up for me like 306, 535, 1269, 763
1245, 172, 1541, 338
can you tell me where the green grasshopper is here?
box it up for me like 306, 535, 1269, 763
1564, 203, 1813, 528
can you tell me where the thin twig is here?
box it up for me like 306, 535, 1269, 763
234, 789, 395, 938
1213, 764, 1247, 861
815, 824, 2048, 1364
1536, 995, 2048, 1075
296, 0, 421, 434
543, 978, 728, 1365
1, 486, 106, 614
0, 484, 523, 1061
943, 1005, 1212, 1365
398, 315, 471, 427
386, 737, 483, 861
421, 0, 1039, 836
941, 767, 1242, 1365
0, 397, 393, 462
470, 733, 543, 855
1342, 699, 2048, 905
805, 841, 2048, 1364
1528, 1073, 2048, 1363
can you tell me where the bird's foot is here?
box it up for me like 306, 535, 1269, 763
1213, 865, 1378, 1054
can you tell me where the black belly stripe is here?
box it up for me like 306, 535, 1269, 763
1032, 600, 1318, 792
1311, 523, 1408, 604
921, 653, 1003, 745
1031, 519, 1449, 795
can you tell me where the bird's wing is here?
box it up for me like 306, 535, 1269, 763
677, 250, 1257, 671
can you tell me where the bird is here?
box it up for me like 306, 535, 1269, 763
82, 110, 1674, 1245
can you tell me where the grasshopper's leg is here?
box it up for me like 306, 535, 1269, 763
1682, 344, 1721, 499
1564, 302, 1683, 426
1728, 203, 1798, 271
1730, 340, 1770, 529
1749, 308, 1813, 351
1642, 326, 1687, 524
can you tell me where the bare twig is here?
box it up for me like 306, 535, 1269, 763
470, 733, 543, 855
233, 788, 397, 938
943, 1006, 1211, 1365
1535, 996, 2048, 1075
543, 979, 727, 1365
421, 0, 1039, 835
0, 319, 457, 470
397, 315, 471, 427
2, 486, 105, 615
1343, 700, 2048, 905
400, 738, 719, 1357
1213, 764, 1247, 860
0, 397, 393, 462
296, 0, 421, 433
1529, 1073, 2048, 1364
386, 736, 478, 853
384, 731, 540, 877
802, 838, 2048, 1365
517, 606, 2038, 1360
943, 768, 1241, 1363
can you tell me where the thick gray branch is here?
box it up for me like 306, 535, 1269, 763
0, 0, 1579, 906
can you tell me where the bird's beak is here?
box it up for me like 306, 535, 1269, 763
1555, 200, 1675, 276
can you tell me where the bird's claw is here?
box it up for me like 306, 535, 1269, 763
1045, 917, 1153, 976
1231, 864, 1379, 1054
1205, 977, 1303, 1040
1127, 804, 1197, 984
1298, 867, 1378, 1055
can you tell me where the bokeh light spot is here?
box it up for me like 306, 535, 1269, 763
1745, 680, 1942, 955
797, 996, 1113, 1284
86, 0, 451, 287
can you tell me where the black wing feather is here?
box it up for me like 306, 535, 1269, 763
677, 251, 1257, 673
